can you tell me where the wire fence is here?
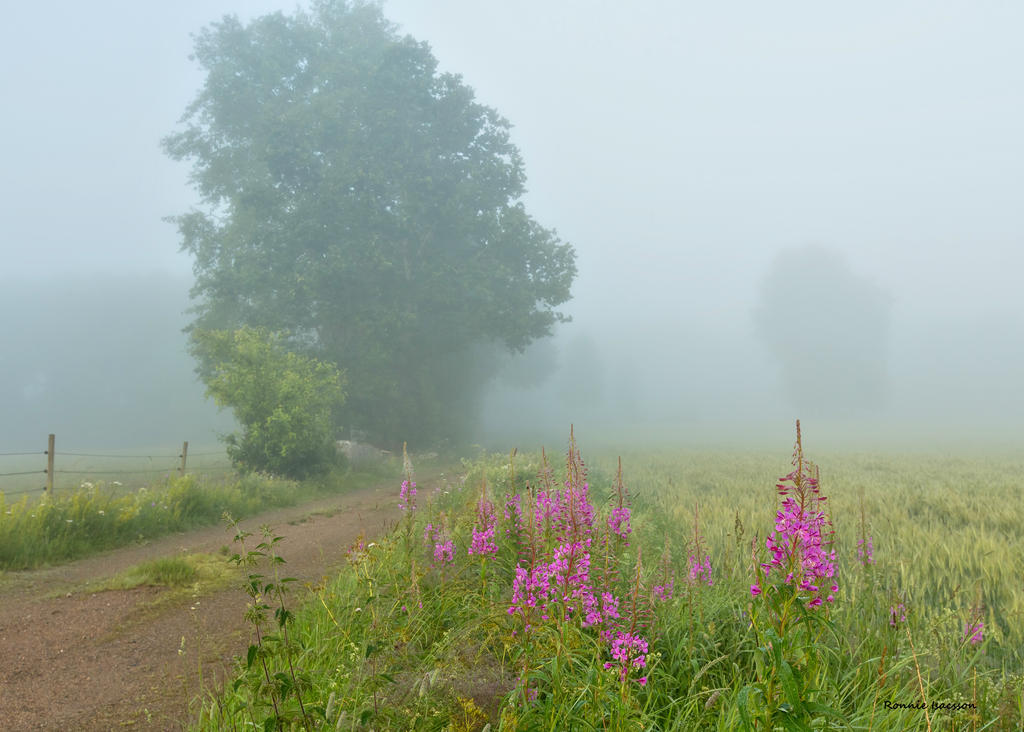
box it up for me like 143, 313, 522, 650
0, 435, 232, 498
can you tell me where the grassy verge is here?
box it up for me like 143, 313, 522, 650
193, 431, 1024, 730
0, 463, 397, 571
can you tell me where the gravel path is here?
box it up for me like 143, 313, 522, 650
0, 473, 438, 730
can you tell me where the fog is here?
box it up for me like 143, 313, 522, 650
2, 1, 1022, 453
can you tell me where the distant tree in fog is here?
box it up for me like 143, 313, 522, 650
163, 1, 576, 447
753, 245, 891, 417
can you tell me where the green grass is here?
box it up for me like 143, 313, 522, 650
192, 438, 1024, 730
0, 462, 399, 571
111, 556, 200, 588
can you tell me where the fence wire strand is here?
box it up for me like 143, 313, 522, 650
0, 487, 41, 496
0, 442, 230, 489
58, 452, 178, 459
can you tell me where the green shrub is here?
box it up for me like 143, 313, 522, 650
192, 326, 346, 479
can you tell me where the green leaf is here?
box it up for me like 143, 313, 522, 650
736, 684, 760, 731
246, 644, 258, 669
779, 660, 805, 715
803, 701, 851, 726
778, 714, 813, 732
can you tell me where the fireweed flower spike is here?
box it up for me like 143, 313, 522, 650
758, 421, 837, 608
688, 555, 713, 586
424, 522, 455, 565
469, 498, 498, 557
856, 537, 874, 565
603, 630, 649, 684
965, 602, 985, 645
398, 479, 417, 511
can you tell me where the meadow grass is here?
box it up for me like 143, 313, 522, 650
0, 463, 396, 571
193, 431, 1024, 730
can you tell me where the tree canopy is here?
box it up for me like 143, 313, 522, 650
164, 1, 576, 446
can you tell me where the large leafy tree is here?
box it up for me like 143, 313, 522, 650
164, 1, 575, 447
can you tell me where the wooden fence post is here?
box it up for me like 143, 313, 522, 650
45, 433, 55, 495
179, 441, 189, 476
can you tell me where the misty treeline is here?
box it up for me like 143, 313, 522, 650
3, 251, 1022, 456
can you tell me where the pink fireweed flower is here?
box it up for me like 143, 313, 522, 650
653, 580, 674, 601
750, 584, 762, 597
889, 603, 907, 628
761, 496, 836, 607
509, 563, 554, 622
603, 630, 649, 683
965, 603, 984, 645
607, 506, 631, 539
503, 493, 523, 537
468, 499, 498, 557
687, 554, 713, 586
398, 480, 417, 511
510, 539, 606, 628
583, 589, 621, 629
434, 539, 454, 564
857, 537, 874, 565
534, 476, 596, 543
424, 522, 455, 565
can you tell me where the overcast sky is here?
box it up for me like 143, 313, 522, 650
2, 1, 1022, 447
3, 2, 1020, 299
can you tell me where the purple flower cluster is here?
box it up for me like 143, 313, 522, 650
424, 523, 455, 565
398, 479, 416, 511
503, 493, 523, 537
533, 482, 596, 541
857, 536, 874, 565
507, 437, 650, 692
603, 630, 649, 684
652, 580, 674, 601
583, 590, 621, 630
756, 424, 838, 608
965, 604, 984, 645
509, 540, 600, 625
468, 499, 498, 557
762, 496, 837, 607
607, 506, 631, 540
889, 602, 907, 628
687, 554, 713, 586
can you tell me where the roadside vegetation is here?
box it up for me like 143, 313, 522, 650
194, 426, 1024, 730
0, 463, 394, 571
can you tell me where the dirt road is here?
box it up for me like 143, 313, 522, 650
0, 474, 426, 730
